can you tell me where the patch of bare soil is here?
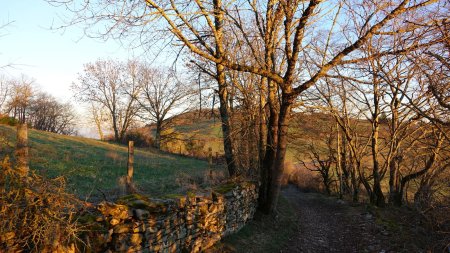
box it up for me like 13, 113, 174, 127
281, 185, 438, 253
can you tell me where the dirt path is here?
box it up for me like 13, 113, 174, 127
280, 185, 418, 253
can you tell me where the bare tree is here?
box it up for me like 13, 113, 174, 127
410, 18, 450, 128
137, 66, 192, 149
0, 76, 10, 113
413, 134, 450, 210
6, 76, 34, 123
314, 11, 448, 207
229, 70, 264, 174
297, 132, 336, 195
316, 78, 370, 202
27, 92, 77, 135
88, 100, 108, 140
73, 59, 141, 142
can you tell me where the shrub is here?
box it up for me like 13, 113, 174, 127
0, 157, 81, 252
0, 115, 18, 126
123, 130, 153, 148
287, 163, 322, 192
185, 138, 206, 157
0, 130, 14, 157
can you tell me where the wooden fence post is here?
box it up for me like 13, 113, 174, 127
208, 147, 213, 167
126, 141, 134, 193
16, 123, 29, 177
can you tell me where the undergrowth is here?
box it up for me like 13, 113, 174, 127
0, 157, 81, 252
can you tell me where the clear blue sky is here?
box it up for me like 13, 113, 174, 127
0, 0, 143, 101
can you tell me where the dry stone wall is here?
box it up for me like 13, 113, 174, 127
84, 181, 258, 253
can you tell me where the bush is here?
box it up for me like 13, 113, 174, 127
0, 130, 14, 157
185, 138, 206, 157
0, 157, 81, 252
287, 163, 322, 193
0, 115, 18, 126
123, 130, 154, 148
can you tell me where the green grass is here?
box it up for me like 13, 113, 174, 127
175, 118, 222, 137
168, 111, 337, 161
0, 124, 220, 200
173, 117, 224, 154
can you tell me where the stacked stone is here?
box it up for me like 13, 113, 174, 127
223, 182, 259, 235
89, 181, 258, 253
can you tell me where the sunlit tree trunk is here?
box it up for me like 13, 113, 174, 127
214, 0, 236, 177
265, 96, 293, 213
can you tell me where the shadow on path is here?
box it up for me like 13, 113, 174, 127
281, 185, 418, 253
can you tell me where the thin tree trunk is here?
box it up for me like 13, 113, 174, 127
336, 123, 343, 198
94, 118, 104, 141
198, 73, 202, 117
258, 78, 268, 208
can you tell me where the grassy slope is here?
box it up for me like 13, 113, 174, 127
0, 124, 217, 200
168, 111, 337, 161
174, 116, 224, 153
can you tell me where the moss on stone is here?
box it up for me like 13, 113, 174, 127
186, 191, 196, 198
213, 183, 237, 194
117, 193, 150, 202
117, 193, 165, 211
163, 193, 185, 199
76, 213, 98, 224
75, 213, 107, 234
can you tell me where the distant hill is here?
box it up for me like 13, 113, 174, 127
143, 110, 343, 161
141, 110, 225, 156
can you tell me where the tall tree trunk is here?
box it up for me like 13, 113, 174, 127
217, 65, 236, 177
336, 124, 343, 198
259, 77, 268, 170
259, 79, 279, 211
389, 98, 401, 205
94, 116, 104, 140
371, 80, 385, 207
257, 78, 268, 208
155, 120, 162, 149
112, 115, 120, 142
264, 96, 293, 214
213, 0, 236, 177
349, 154, 359, 202
340, 136, 351, 194
389, 155, 401, 205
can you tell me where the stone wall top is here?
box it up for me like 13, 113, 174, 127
79, 181, 259, 253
